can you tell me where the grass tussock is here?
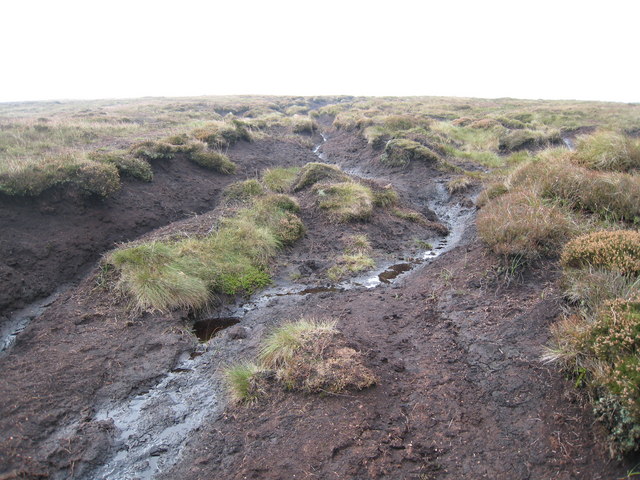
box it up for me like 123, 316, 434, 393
477, 190, 576, 261
291, 115, 318, 134
292, 162, 349, 191
562, 268, 640, 313
380, 139, 440, 168
314, 181, 374, 223
262, 167, 300, 192
509, 158, 640, 223
224, 362, 264, 405
190, 151, 236, 173
107, 189, 304, 311
333, 112, 374, 131
573, 131, 640, 172
88, 151, 153, 182
447, 176, 473, 194
363, 125, 392, 149
0, 155, 121, 197
131, 136, 237, 174
224, 318, 376, 403
224, 179, 265, 202
372, 185, 400, 207
498, 129, 561, 152
130, 140, 177, 161
192, 119, 252, 148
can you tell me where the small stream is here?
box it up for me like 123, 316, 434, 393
562, 136, 575, 151
0, 285, 69, 355
81, 132, 476, 480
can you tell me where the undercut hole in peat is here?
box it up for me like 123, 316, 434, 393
192, 317, 241, 342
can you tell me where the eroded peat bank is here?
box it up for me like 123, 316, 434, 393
1, 96, 638, 480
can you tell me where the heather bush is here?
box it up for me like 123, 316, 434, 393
561, 230, 640, 277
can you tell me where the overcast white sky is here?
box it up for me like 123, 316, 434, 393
1, 0, 638, 103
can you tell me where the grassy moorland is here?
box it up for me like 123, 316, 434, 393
2, 94, 640, 457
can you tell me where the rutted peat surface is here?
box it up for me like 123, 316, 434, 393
76, 133, 475, 480
0, 129, 630, 479
0, 137, 318, 355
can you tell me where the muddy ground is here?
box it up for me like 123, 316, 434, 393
0, 130, 633, 479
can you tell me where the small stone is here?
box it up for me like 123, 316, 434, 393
149, 445, 168, 456
391, 359, 406, 372
227, 325, 248, 340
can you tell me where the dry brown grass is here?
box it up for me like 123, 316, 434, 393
477, 189, 576, 260
508, 158, 640, 223
573, 131, 640, 172
259, 318, 376, 393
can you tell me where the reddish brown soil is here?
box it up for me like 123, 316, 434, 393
0, 130, 633, 480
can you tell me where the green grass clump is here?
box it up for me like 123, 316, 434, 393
333, 112, 374, 131
363, 125, 391, 149
573, 131, 640, 172
164, 133, 191, 145
498, 129, 561, 152
314, 182, 373, 223
372, 185, 400, 207
224, 362, 264, 404
222, 318, 376, 397
192, 119, 251, 148
380, 139, 440, 167
447, 176, 473, 193
255, 193, 300, 213
291, 115, 318, 134
383, 114, 430, 131
476, 182, 509, 207
362, 116, 432, 149
469, 118, 499, 129
496, 117, 528, 129
0, 156, 121, 197
130, 136, 236, 173
224, 179, 264, 201
189, 151, 237, 173
292, 162, 349, 191
88, 151, 153, 182
442, 145, 503, 168
561, 230, 640, 277
109, 241, 210, 311
477, 190, 576, 261
344, 233, 371, 253
262, 167, 300, 192
244, 196, 305, 245
259, 319, 337, 367
130, 140, 176, 161
108, 187, 305, 311
431, 121, 502, 151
